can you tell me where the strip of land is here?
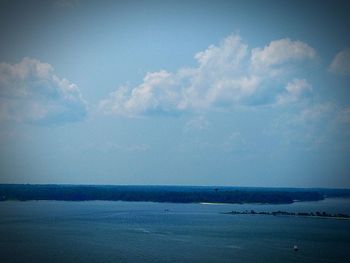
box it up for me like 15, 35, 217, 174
223, 210, 350, 219
0, 184, 350, 204
0, 184, 349, 204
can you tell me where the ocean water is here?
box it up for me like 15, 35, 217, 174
0, 198, 350, 263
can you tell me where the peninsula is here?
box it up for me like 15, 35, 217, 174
223, 210, 350, 220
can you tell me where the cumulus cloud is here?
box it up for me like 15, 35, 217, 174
329, 48, 350, 75
99, 70, 180, 116
277, 79, 312, 105
99, 34, 316, 116
0, 57, 87, 123
251, 38, 316, 72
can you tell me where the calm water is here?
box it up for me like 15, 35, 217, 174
1, 198, 350, 263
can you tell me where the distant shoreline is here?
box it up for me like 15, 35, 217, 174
1, 184, 350, 204
223, 210, 350, 220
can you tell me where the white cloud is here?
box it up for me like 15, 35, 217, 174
277, 79, 312, 105
251, 38, 316, 73
99, 35, 316, 116
184, 115, 210, 132
329, 48, 350, 75
99, 70, 179, 116
0, 57, 87, 123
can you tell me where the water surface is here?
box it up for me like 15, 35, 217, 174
1, 198, 350, 263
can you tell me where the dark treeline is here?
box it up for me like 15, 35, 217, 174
0, 184, 326, 204
224, 210, 350, 219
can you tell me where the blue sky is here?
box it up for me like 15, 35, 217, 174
0, 0, 350, 187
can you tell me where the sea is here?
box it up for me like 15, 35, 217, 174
1, 198, 350, 263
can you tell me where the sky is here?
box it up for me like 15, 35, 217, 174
0, 0, 350, 187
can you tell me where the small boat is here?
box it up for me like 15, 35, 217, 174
293, 245, 299, 252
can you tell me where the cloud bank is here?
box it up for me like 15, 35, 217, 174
251, 38, 316, 71
329, 48, 350, 75
0, 57, 88, 123
100, 35, 317, 117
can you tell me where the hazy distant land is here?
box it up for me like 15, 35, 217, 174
223, 210, 350, 220
1, 184, 350, 204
